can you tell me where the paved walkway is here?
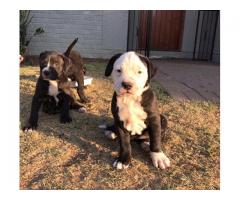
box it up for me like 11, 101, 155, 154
152, 60, 220, 102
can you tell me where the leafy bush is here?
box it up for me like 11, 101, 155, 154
20, 10, 44, 55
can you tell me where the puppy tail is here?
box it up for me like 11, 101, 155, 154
64, 38, 78, 57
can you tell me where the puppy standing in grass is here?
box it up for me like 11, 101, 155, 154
102, 52, 170, 169
23, 38, 87, 131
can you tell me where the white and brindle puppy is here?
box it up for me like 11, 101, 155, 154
102, 52, 170, 169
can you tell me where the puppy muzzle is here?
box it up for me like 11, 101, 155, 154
42, 67, 58, 80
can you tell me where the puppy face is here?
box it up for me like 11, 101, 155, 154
105, 52, 156, 96
39, 51, 70, 80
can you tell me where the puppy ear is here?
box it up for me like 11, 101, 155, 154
39, 51, 48, 61
137, 53, 157, 81
105, 53, 122, 76
60, 55, 72, 80
61, 55, 71, 70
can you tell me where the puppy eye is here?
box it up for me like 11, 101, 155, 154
138, 71, 142, 74
117, 69, 121, 73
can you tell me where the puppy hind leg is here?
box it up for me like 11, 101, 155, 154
139, 141, 150, 152
42, 96, 59, 114
134, 130, 150, 152
104, 124, 117, 140
70, 99, 86, 113
99, 124, 117, 140
76, 75, 89, 103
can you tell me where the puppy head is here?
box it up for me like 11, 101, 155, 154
39, 51, 71, 80
105, 52, 156, 96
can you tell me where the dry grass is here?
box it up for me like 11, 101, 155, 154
20, 60, 220, 190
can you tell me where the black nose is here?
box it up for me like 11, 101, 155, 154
43, 70, 49, 76
122, 82, 132, 90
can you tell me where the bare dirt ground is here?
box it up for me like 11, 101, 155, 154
20, 61, 220, 189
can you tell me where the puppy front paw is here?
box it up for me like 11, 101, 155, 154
60, 115, 72, 123
22, 122, 37, 132
113, 159, 129, 170
150, 152, 170, 169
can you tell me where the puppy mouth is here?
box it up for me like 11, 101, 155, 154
42, 68, 59, 80
119, 88, 133, 95
42, 74, 58, 80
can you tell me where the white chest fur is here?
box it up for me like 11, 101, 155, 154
117, 95, 147, 135
48, 80, 59, 103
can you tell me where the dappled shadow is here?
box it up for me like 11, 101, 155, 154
20, 90, 166, 172
20, 91, 114, 189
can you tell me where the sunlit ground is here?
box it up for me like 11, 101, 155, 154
20, 61, 220, 189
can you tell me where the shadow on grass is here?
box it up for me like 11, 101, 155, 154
20, 92, 157, 170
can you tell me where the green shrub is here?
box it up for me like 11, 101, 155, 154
20, 10, 44, 55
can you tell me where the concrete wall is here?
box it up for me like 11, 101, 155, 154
26, 10, 128, 58
26, 10, 219, 62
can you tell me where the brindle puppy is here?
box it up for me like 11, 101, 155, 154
23, 38, 86, 131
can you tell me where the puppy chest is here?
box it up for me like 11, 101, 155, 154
117, 96, 147, 135
48, 81, 59, 100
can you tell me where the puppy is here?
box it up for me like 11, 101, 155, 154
41, 38, 88, 103
41, 95, 85, 115
22, 39, 86, 131
103, 52, 170, 169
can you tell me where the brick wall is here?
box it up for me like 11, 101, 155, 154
26, 10, 128, 58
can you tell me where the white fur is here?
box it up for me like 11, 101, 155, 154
150, 152, 170, 169
24, 128, 33, 133
98, 124, 107, 129
42, 59, 51, 77
111, 52, 149, 97
111, 52, 149, 135
48, 80, 59, 103
117, 94, 147, 135
113, 160, 129, 169
78, 107, 87, 113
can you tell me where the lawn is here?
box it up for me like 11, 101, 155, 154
20, 60, 220, 189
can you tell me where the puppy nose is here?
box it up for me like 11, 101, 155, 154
43, 70, 49, 76
122, 82, 132, 90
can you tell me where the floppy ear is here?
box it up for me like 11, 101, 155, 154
59, 55, 72, 79
137, 53, 157, 82
105, 53, 122, 76
61, 55, 71, 70
39, 51, 48, 62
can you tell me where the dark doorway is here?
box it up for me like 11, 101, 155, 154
127, 10, 219, 62
138, 10, 185, 51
